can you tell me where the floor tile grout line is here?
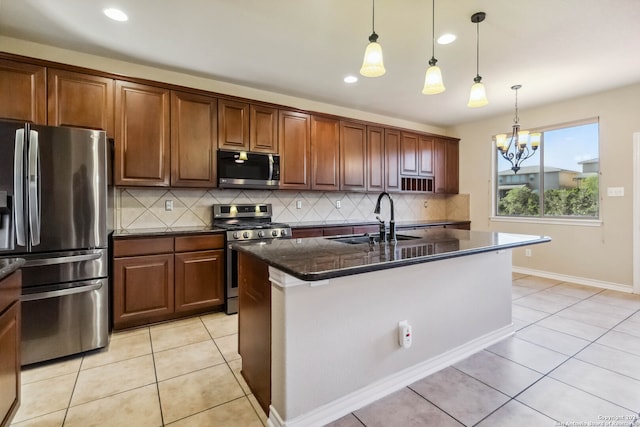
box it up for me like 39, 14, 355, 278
404, 385, 468, 427
147, 327, 166, 427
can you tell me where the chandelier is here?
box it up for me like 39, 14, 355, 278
495, 85, 540, 174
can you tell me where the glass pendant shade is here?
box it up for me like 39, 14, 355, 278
360, 40, 386, 77
495, 134, 507, 151
517, 131, 529, 148
467, 81, 488, 108
530, 132, 541, 149
422, 65, 445, 94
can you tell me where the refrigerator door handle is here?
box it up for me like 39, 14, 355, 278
24, 252, 103, 267
14, 128, 26, 246
28, 129, 41, 246
21, 281, 103, 301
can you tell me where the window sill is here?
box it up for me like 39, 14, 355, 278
490, 216, 602, 227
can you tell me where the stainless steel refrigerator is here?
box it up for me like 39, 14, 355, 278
0, 120, 109, 365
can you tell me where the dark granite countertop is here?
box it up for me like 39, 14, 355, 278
232, 229, 550, 281
0, 258, 25, 281
283, 219, 471, 229
113, 226, 225, 238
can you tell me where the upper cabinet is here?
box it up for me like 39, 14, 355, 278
218, 99, 249, 151
311, 115, 340, 191
434, 138, 459, 194
384, 128, 401, 192
340, 120, 367, 192
250, 104, 278, 153
366, 126, 384, 192
0, 58, 46, 124
115, 81, 171, 186
278, 110, 311, 190
400, 132, 419, 176
418, 135, 434, 176
171, 91, 218, 187
47, 68, 114, 137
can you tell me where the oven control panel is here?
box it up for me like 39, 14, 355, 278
227, 227, 291, 241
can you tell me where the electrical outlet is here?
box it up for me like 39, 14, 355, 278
165, 200, 173, 211
525, 248, 532, 257
336, 200, 341, 209
424, 201, 428, 208
296, 200, 302, 209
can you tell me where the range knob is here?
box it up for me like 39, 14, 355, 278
271, 230, 278, 237
258, 230, 265, 238
232, 232, 240, 239
280, 229, 288, 236
243, 231, 250, 239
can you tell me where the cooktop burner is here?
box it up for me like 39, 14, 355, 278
212, 203, 291, 241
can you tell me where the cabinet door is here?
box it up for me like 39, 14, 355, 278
113, 254, 174, 328
0, 59, 46, 124
0, 302, 19, 427
171, 91, 217, 187
115, 81, 170, 186
250, 104, 278, 153
433, 138, 447, 193
218, 99, 249, 151
175, 250, 224, 312
278, 110, 310, 190
419, 135, 434, 176
311, 115, 339, 191
48, 69, 114, 137
446, 140, 459, 194
367, 126, 384, 192
340, 121, 367, 192
384, 128, 401, 192
400, 132, 419, 176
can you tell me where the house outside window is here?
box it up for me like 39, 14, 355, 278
495, 119, 599, 219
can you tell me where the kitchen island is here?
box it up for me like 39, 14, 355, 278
233, 229, 550, 427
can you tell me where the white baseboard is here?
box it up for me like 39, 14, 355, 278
267, 324, 514, 427
512, 266, 635, 294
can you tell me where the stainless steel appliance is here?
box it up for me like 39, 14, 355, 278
217, 150, 280, 189
0, 121, 109, 365
213, 203, 290, 314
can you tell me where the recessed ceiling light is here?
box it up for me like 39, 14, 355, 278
103, 8, 128, 22
344, 75, 358, 84
437, 34, 456, 45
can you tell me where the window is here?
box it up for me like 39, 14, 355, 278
495, 119, 599, 219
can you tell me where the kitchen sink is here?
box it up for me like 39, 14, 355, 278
326, 234, 420, 245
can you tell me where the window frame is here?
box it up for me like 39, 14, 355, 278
491, 117, 601, 223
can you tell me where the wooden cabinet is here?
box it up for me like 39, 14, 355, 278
113, 237, 174, 329
384, 128, 401, 192
291, 227, 323, 238
0, 270, 21, 427
0, 59, 46, 124
171, 91, 218, 187
174, 235, 225, 312
400, 132, 419, 176
278, 110, 311, 190
113, 234, 225, 329
367, 126, 384, 192
238, 252, 271, 415
419, 135, 434, 176
47, 68, 114, 137
322, 226, 353, 236
115, 81, 170, 186
311, 115, 340, 191
340, 121, 367, 192
434, 138, 459, 194
218, 99, 249, 151
250, 104, 278, 153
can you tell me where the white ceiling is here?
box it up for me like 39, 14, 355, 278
2, 0, 640, 128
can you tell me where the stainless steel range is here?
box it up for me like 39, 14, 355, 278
213, 203, 291, 314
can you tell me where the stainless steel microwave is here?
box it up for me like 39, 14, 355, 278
217, 150, 280, 189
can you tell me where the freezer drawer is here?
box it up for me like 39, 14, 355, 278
21, 277, 109, 365
20, 249, 108, 289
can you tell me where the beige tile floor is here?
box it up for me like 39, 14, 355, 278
11, 274, 640, 427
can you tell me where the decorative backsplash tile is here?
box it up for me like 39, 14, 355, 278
114, 188, 469, 230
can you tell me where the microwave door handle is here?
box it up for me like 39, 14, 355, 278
268, 154, 274, 180
28, 129, 40, 246
14, 128, 26, 247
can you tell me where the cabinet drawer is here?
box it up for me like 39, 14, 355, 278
323, 226, 353, 236
175, 234, 224, 252
291, 228, 323, 238
0, 270, 21, 315
113, 237, 174, 257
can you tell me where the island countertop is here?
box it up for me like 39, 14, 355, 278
231, 228, 550, 281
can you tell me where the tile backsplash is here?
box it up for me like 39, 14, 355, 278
114, 188, 470, 230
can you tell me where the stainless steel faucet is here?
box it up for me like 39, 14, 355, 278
373, 192, 396, 242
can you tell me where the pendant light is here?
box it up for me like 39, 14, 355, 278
467, 12, 488, 108
422, 0, 445, 94
360, 0, 386, 77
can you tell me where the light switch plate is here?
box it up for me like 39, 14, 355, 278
607, 187, 624, 197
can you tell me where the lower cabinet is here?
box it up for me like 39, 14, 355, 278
113, 234, 225, 329
0, 270, 21, 427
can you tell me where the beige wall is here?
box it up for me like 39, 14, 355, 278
452, 84, 640, 289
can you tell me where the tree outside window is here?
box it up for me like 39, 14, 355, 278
496, 120, 599, 219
